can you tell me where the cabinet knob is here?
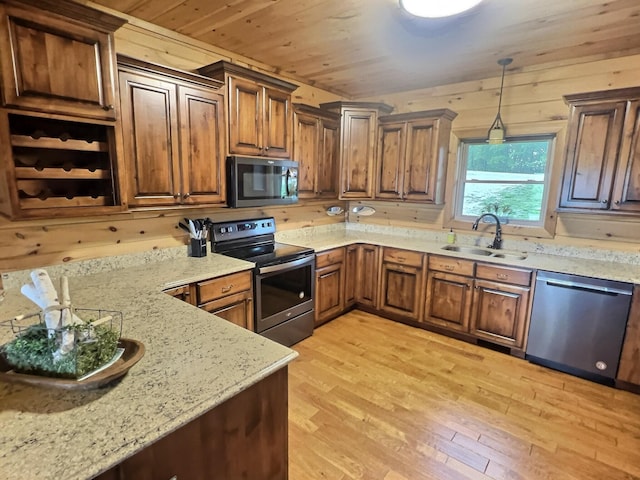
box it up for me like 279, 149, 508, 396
103, 104, 114, 111
173, 193, 180, 199
601, 199, 608, 204
265, 146, 269, 151
183, 193, 191, 199
615, 200, 620, 205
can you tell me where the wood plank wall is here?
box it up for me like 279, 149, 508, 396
358, 53, 640, 251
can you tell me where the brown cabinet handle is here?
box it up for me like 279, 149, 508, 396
496, 273, 509, 280
396, 256, 406, 262
221, 285, 233, 293
444, 265, 454, 271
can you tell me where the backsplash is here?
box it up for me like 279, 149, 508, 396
3, 221, 637, 291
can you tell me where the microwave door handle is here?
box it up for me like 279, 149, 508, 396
285, 169, 291, 196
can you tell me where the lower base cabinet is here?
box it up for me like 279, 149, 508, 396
423, 270, 474, 332
379, 247, 425, 321
315, 247, 346, 326
94, 368, 288, 480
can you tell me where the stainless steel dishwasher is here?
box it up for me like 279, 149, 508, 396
526, 271, 632, 384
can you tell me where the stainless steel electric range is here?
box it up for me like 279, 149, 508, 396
210, 217, 314, 346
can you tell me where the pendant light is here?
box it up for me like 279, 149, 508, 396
487, 58, 513, 144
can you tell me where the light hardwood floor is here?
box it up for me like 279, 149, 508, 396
288, 310, 640, 480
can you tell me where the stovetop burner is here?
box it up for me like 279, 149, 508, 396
209, 217, 314, 267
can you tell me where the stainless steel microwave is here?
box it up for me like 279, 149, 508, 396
227, 156, 299, 208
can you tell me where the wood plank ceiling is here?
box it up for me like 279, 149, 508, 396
91, 0, 640, 98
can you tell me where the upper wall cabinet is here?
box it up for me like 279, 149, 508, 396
118, 57, 226, 208
320, 102, 393, 199
293, 104, 341, 199
0, 0, 126, 219
198, 61, 297, 159
559, 87, 640, 213
0, 0, 125, 121
376, 109, 457, 204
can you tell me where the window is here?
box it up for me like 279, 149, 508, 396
456, 136, 554, 225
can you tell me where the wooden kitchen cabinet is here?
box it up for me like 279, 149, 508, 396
293, 104, 341, 198
356, 244, 382, 308
95, 367, 288, 480
196, 271, 254, 331
315, 247, 346, 326
560, 87, 640, 213
617, 285, 640, 387
198, 61, 297, 158
344, 244, 359, 308
0, 0, 125, 121
118, 57, 226, 207
164, 284, 195, 305
376, 110, 457, 203
320, 101, 393, 199
423, 255, 475, 332
379, 247, 425, 322
470, 264, 533, 349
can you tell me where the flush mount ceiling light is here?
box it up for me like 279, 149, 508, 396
399, 0, 483, 18
487, 57, 513, 145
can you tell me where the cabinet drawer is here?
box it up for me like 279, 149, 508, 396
316, 247, 345, 268
476, 264, 532, 286
428, 255, 475, 276
196, 271, 252, 305
382, 247, 423, 267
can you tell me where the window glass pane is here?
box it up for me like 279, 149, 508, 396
458, 137, 552, 225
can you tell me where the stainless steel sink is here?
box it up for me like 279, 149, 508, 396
441, 244, 528, 261
441, 245, 494, 256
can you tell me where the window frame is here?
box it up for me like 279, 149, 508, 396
455, 134, 555, 227
444, 124, 565, 240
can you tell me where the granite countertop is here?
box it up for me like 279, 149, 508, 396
0, 254, 297, 480
280, 230, 640, 284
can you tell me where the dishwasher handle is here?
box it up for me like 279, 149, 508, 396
540, 278, 632, 296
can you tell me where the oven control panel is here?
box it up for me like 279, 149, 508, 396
210, 217, 276, 242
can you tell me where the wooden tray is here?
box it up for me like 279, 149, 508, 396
0, 338, 145, 390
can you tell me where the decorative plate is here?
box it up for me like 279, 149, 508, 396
0, 338, 145, 390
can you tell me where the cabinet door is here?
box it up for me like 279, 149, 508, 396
263, 87, 292, 158
203, 291, 254, 331
340, 109, 378, 199
379, 261, 423, 321
356, 244, 380, 308
423, 271, 473, 332
344, 244, 359, 307
178, 85, 226, 205
560, 101, 626, 209
317, 116, 340, 198
119, 71, 181, 207
315, 263, 344, 326
403, 119, 438, 202
228, 76, 263, 156
470, 279, 530, 348
293, 111, 319, 198
164, 284, 195, 305
376, 121, 406, 199
612, 100, 640, 212
0, 3, 118, 120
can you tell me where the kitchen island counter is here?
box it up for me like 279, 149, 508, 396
0, 253, 297, 480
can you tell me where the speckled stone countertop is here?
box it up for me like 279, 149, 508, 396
277, 228, 640, 284
0, 254, 297, 480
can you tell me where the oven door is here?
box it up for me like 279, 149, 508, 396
254, 255, 314, 333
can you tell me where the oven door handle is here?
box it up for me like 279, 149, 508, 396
258, 256, 313, 275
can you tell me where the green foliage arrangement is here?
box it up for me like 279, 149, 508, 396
2, 324, 119, 378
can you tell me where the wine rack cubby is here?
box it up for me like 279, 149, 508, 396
8, 114, 119, 211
